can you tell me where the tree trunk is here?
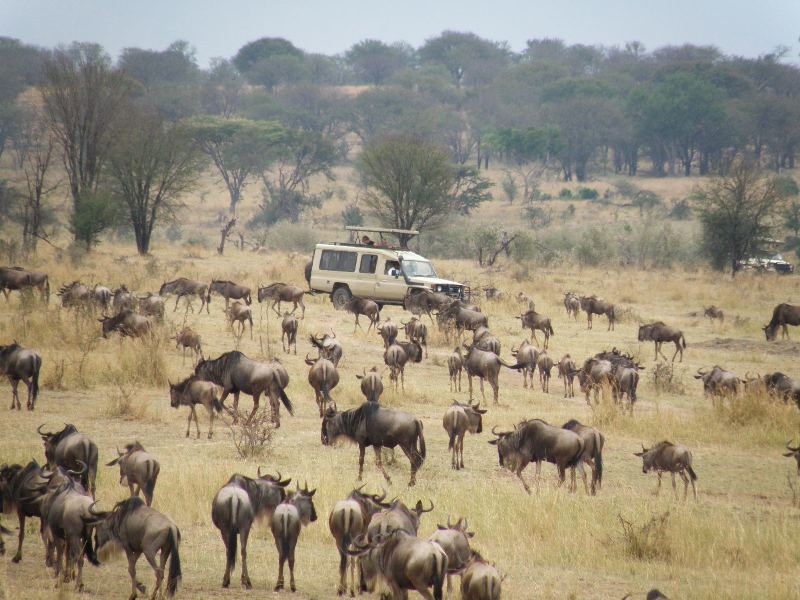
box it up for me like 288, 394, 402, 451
218, 218, 237, 255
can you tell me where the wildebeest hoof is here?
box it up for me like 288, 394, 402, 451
185, 432, 190, 438
136, 581, 146, 592
290, 583, 296, 592
242, 578, 252, 590
274, 582, 284, 591
221, 579, 229, 588
11, 554, 21, 563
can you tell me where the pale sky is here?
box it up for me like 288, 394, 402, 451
2, 0, 798, 66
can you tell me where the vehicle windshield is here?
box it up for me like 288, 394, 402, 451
402, 260, 437, 278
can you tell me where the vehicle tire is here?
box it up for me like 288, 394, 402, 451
331, 286, 352, 310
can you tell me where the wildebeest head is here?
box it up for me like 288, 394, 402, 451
321, 407, 341, 445
488, 426, 516, 468
784, 441, 800, 476
290, 482, 318, 524
637, 324, 651, 342
38, 423, 78, 466
633, 442, 671, 474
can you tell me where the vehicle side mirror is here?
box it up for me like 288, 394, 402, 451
394, 273, 399, 279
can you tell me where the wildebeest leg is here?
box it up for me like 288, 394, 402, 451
357, 444, 366, 480
373, 446, 392, 483
220, 530, 232, 588
467, 374, 473, 400
578, 462, 590, 495
671, 472, 678, 499
400, 367, 404, 391
11, 512, 25, 562
173, 296, 181, 312
679, 471, 690, 501
298, 299, 305, 319
672, 342, 682, 362
479, 377, 485, 402
457, 369, 462, 392
240, 523, 253, 589
491, 377, 499, 404
570, 465, 577, 493
658, 342, 668, 362
272, 300, 282, 317
353, 314, 361, 333
143, 548, 163, 600
247, 392, 261, 424
516, 466, 531, 494
207, 405, 215, 439
186, 407, 193, 437
126, 551, 141, 600
10, 380, 20, 410
654, 472, 662, 496
193, 405, 201, 438
288, 540, 297, 592
586, 312, 592, 330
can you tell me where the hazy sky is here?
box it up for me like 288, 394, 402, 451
2, 0, 798, 66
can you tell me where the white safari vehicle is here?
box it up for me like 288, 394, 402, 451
306, 227, 468, 309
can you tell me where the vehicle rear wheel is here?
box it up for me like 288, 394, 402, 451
331, 286, 352, 310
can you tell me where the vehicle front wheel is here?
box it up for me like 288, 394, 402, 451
331, 286, 352, 310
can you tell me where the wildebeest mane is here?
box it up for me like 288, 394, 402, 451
561, 419, 582, 430
195, 351, 246, 383
338, 402, 380, 439
48, 424, 78, 445
172, 374, 201, 394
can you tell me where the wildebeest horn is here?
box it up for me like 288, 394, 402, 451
375, 487, 387, 502
68, 460, 87, 476
330, 328, 336, 339
446, 515, 453, 529
37, 424, 48, 436
88, 501, 104, 516
786, 440, 800, 452
421, 499, 434, 513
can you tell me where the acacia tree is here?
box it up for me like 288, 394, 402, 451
345, 39, 409, 85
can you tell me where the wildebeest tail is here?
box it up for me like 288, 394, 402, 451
681, 333, 687, 349
321, 380, 331, 402
31, 354, 41, 401
415, 420, 426, 461
498, 357, 525, 370
687, 465, 697, 481
432, 552, 445, 600
593, 433, 603, 488
212, 389, 224, 413
448, 428, 457, 451
568, 438, 585, 469
278, 385, 294, 415
226, 497, 238, 569
143, 462, 158, 505
167, 526, 182, 596
44, 276, 50, 302
279, 512, 291, 557
83, 522, 100, 566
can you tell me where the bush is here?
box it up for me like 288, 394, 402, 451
259, 222, 318, 253
650, 363, 686, 395
229, 408, 274, 458
576, 227, 616, 266
501, 173, 518, 203
669, 198, 692, 220
619, 511, 672, 561
524, 205, 552, 229
341, 204, 364, 227
576, 187, 599, 200
558, 188, 573, 199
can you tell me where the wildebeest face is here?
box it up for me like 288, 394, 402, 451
168, 384, 179, 408
637, 326, 646, 342
634, 447, 654, 473
321, 409, 339, 445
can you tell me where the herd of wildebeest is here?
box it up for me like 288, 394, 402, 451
1, 264, 800, 600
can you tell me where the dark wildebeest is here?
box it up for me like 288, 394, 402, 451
321, 402, 426, 487
281, 312, 298, 354
0, 342, 41, 410
402, 316, 429, 357
106, 442, 160, 507
537, 351, 554, 393
638, 322, 687, 362
0, 460, 52, 562
172, 326, 202, 364
694, 366, 740, 397
575, 358, 615, 404
517, 309, 554, 349
443, 402, 486, 470
159, 277, 210, 313
169, 375, 224, 439
211, 470, 291, 589
429, 517, 475, 599
305, 353, 339, 417
0, 266, 50, 302
377, 317, 399, 348
472, 325, 501, 355
461, 552, 501, 600
613, 363, 640, 410
270, 483, 318, 592
329, 487, 391, 596
448, 347, 464, 392
344, 297, 381, 333
93, 496, 182, 599
209, 279, 252, 310
138, 292, 165, 321
489, 419, 584, 493
579, 295, 616, 331
761, 372, 800, 406
462, 344, 523, 404
39, 424, 98, 498
557, 354, 577, 398
258, 282, 306, 318
309, 331, 343, 366
483, 286, 504, 301
366, 499, 434, 542
562, 419, 604, 495
763, 303, 800, 341
356, 366, 384, 403
58, 281, 92, 309
634, 441, 697, 500
564, 292, 580, 321
784, 441, 800, 476
99, 309, 153, 338
384, 341, 422, 391
194, 351, 294, 426
703, 305, 724, 323
346, 530, 447, 600
227, 300, 253, 339
440, 302, 488, 338
404, 289, 453, 322
511, 340, 538, 389
112, 285, 138, 314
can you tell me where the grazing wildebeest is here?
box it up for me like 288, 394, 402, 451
461, 552, 502, 600
472, 325, 501, 355
511, 340, 538, 389
0, 342, 41, 410
575, 358, 615, 404
443, 402, 487, 470
344, 297, 381, 333
356, 366, 384, 403
537, 351, 554, 393
557, 354, 577, 398
703, 305, 724, 323
39, 424, 98, 497
760, 372, 800, 406
489, 419, 584, 493
0, 460, 52, 562
258, 282, 306, 318
138, 292, 165, 321
159, 277, 210, 313
402, 316, 429, 357
763, 303, 800, 341
462, 344, 523, 404
329, 487, 391, 596
58, 281, 93, 309
404, 289, 453, 322
169, 375, 224, 439
305, 353, 339, 416
440, 302, 488, 337
638, 322, 687, 362
209, 279, 252, 309
517, 309, 554, 349
270, 483, 318, 592
694, 366, 740, 397
321, 402, 426, 487
211, 470, 291, 589
106, 442, 160, 506
579, 295, 616, 331
634, 441, 697, 500
172, 326, 202, 364
194, 351, 294, 426
99, 309, 153, 338
784, 441, 800, 475
564, 292, 580, 321
613, 364, 640, 410
0, 266, 50, 302
309, 331, 343, 366
448, 347, 464, 392
384, 341, 421, 391
93, 496, 182, 599
430, 517, 475, 599
562, 419, 604, 495
227, 300, 253, 339
345, 530, 447, 600
112, 285, 138, 314
377, 317, 399, 348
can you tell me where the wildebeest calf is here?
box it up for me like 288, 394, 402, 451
270, 484, 318, 592
442, 402, 486, 470
634, 441, 697, 500
106, 442, 160, 506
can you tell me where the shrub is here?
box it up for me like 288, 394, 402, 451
650, 363, 686, 395
229, 408, 275, 458
576, 187, 599, 200
341, 204, 364, 227
558, 188, 573, 199
501, 173, 518, 203
260, 222, 318, 253
575, 227, 616, 266
619, 511, 672, 561
669, 199, 692, 220
524, 205, 552, 229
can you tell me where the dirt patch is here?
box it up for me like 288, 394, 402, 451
693, 337, 800, 355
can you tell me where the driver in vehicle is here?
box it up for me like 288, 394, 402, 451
385, 261, 402, 277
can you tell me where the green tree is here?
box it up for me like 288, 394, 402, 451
345, 40, 409, 85
70, 190, 122, 250
117, 41, 199, 89
783, 201, 800, 239
233, 38, 306, 90
418, 31, 509, 88
487, 127, 559, 200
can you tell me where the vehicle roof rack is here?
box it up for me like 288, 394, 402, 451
345, 226, 419, 235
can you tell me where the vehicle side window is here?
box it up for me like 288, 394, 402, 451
359, 254, 378, 274
319, 250, 357, 272
384, 260, 400, 275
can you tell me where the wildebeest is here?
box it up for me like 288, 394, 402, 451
384, 341, 422, 391
344, 297, 381, 333
404, 288, 453, 321
613, 364, 640, 410
429, 517, 475, 599
511, 340, 538, 389
0, 460, 52, 562
159, 277, 210, 313
39, 424, 98, 497
443, 401, 487, 470
483, 286, 504, 301
138, 292, 165, 321
377, 317, 399, 348
169, 375, 224, 438
634, 441, 697, 500
194, 351, 294, 426
472, 325, 501, 355
784, 441, 800, 475
537, 351, 554, 393
448, 347, 464, 392
703, 305, 724, 323
575, 358, 614, 404
564, 292, 580, 321
763, 303, 800, 341
227, 300, 253, 339
461, 552, 502, 600
309, 331, 343, 366
92, 284, 112, 309
462, 344, 523, 404
440, 302, 488, 337
106, 442, 160, 506
172, 326, 202, 364
0, 342, 41, 410
562, 420, 604, 495
321, 402, 426, 487
99, 309, 153, 338
58, 281, 93, 309
279, 312, 298, 354
305, 353, 339, 416
209, 279, 252, 309
517, 309, 554, 349
579, 295, 616, 331
760, 372, 800, 406
694, 366, 740, 397
356, 366, 384, 403
367, 499, 434, 542
93, 496, 182, 598
557, 354, 577, 398
270, 483, 318, 592
258, 282, 306, 318
622, 591, 670, 600
638, 322, 686, 362
329, 487, 391, 596
0, 266, 50, 302
402, 316, 429, 357
211, 470, 291, 588
112, 285, 138, 314
489, 419, 584, 493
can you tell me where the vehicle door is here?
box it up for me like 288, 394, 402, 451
373, 256, 408, 301
353, 253, 379, 296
